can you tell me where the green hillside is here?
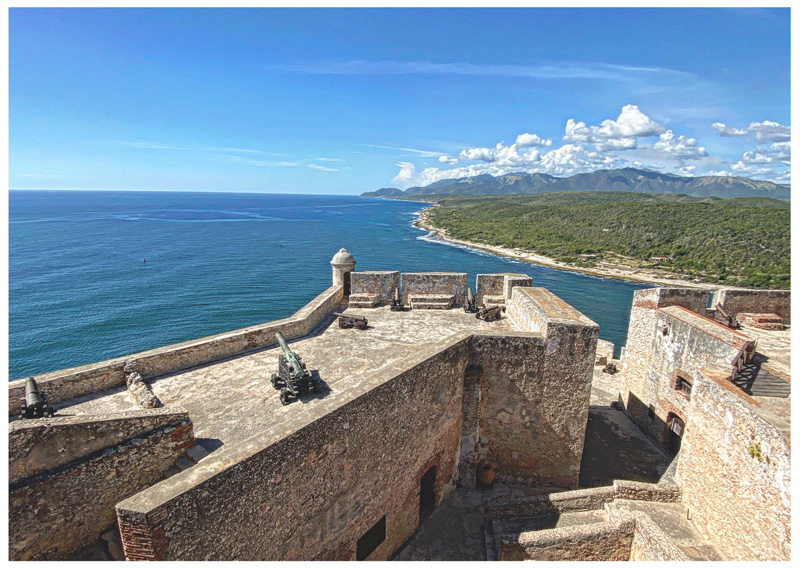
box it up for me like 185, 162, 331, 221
426, 192, 790, 289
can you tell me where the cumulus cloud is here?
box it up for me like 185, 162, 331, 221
563, 105, 665, 151
515, 132, 552, 147
652, 130, 708, 161
388, 107, 789, 188
711, 120, 790, 142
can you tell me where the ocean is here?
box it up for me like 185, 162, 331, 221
8, 190, 651, 380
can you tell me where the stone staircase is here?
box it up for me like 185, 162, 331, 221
348, 293, 380, 308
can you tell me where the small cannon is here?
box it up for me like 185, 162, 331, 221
476, 305, 503, 322
271, 332, 319, 405
20, 377, 55, 420
602, 362, 617, 375
714, 304, 740, 330
463, 287, 478, 313
389, 287, 406, 311
339, 314, 367, 329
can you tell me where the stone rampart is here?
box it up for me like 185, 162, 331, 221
475, 273, 532, 306
9, 408, 190, 484
349, 271, 399, 304
676, 366, 791, 560
8, 285, 343, 415
9, 409, 193, 560
500, 517, 635, 561
400, 272, 467, 305
116, 333, 473, 561
711, 288, 791, 324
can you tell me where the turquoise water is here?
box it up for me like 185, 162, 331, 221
9, 190, 651, 380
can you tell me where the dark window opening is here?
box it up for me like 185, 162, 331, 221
668, 414, 685, 455
419, 465, 436, 526
648, 404, 656, 420
356, 516, 386, 561
676, 376, 692, 397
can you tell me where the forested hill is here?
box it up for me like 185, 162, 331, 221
363, 168, 790, 200
423, 192, 790, 289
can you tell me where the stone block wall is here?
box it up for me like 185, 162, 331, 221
503, 274, 533, 300
116, 335, 472, 561
711, 288, 791, 324
350, 271, 399, 304
8, 285, 343, 416
499, 517, 635, 561
475, 274, 504, 306
9, 408, 190, 484
400, 272, 467, 305
9, 408, 193, 560
629, 306, 748, 448
676, 367, 791, 560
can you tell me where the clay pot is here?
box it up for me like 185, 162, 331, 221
478, 463, 495, 485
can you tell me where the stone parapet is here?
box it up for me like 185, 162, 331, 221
350, 271, 399, 305
400, 272, 467, 306
711, 288, 790, 324
8, 285, 344, 416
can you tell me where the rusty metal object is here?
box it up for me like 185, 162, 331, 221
602, 362, 617, 375
463, 287, 478, 313
271, 332, 319, 405
389, 287, 406, 311
714, 304, 741, 329
338, 314, 368, 330
477, 463, 495, 485
20, 377, 55, 419
476, 305, 503, 322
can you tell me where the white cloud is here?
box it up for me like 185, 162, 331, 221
563, 105, 665, 151
438, 156, 459, 165
316, 157, 342, 162
515, 132, 552, 147
711, 120, 790, 142
308, 164, 340, 172
229, 156, 298, 167
17, 173, 62, 178
652, 130, 708, 161
362, 143, 442, 157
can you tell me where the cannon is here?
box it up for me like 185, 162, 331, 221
463, 287, 478, 313
20, 377, 55, 419
339, 314, 367, 329
271, 332, 319, 405
389, 287, 406, 311
476, 305, 503, 322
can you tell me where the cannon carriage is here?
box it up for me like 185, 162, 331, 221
338, 314, 368, 329
476, 305, 503, 322
271, 332, 320, 405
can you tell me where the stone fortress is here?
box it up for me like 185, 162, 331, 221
7, 249, 791, 561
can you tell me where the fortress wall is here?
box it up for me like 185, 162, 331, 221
711, 288, 791, 324
500, 517, 636, 561
476, 273, 504, 306
350, 271, 399, 303
400, 272, 467, 305
487, 287, 598, 488
116, 334, 472, 561
8, 285, 343, 415
676, 366, 791, 560
629, 308, 743, 449
620, 288, 712, 434
9, 410, 193, 561
627, 513, 691, 561
9, 407, 191, 484
503, 274, 533, 300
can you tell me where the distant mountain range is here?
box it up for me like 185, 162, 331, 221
362, 168, 790, 200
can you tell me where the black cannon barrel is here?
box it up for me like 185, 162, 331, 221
25, 378, 43, 409
21, 377, 53, 419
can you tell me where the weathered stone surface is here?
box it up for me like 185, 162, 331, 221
400, 272, 467, 306
126, 370, 162, 409
8, 412, 193, 561
350, 271, 399, 305
595, 339, 614, 365
676, 368, 791, 560
711, 288, 790, 324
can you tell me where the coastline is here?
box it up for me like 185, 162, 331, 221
413, 206, 724, 290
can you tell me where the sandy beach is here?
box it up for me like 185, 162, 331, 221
413, 206, 724, 290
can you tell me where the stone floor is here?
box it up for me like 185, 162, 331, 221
52, 305, 516, 455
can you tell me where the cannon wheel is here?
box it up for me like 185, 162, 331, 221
357, 322, 367, 330
338, 318, 346, 328
271, 373, 280, 389
280, 387, 290, 405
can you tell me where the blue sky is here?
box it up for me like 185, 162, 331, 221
9, 7, 791, 194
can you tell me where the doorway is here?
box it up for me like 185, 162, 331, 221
418, 465, 436, 526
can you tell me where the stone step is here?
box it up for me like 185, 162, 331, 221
409, 294, 454, 310
348, 293, 380, 308
483, 294, 506, 308
492, 509, 608, 557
